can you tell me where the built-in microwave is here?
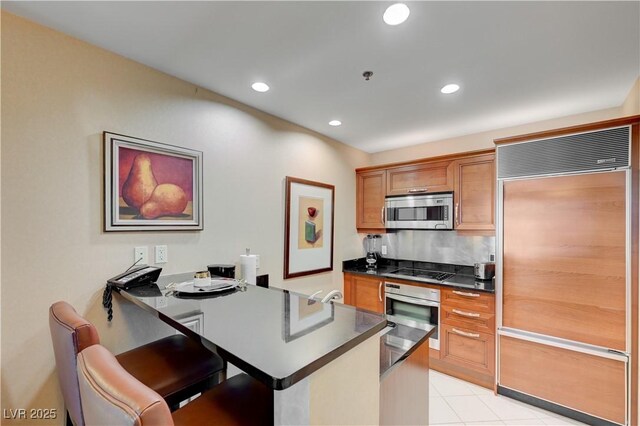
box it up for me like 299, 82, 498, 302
384, 192, 453, 230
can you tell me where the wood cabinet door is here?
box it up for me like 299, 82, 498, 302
356, 170, 386, 230
453, 154, 495, 231
348, 275, 384, 313
500, 336, 626, 425
440, 324, 495, 376
386, 161, 453, 196
502, 171, 627, 350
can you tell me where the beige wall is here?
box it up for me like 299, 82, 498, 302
1, 12, 368, 423
622, 77, 640, 116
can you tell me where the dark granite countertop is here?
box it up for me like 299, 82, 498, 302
343, 258, 495, 293
118, 273, 387, 390
379, 323, 435, 379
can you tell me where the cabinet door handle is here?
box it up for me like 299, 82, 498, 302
381, 207, 385, 225
452, 328, 480, 338
452, 309, 480, 318
452, 290, 480, 298
408, 188, 428, 193
455, 202, 459, 226
378, 282, 383, 302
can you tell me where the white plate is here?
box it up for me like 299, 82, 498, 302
173, 278, 238, 295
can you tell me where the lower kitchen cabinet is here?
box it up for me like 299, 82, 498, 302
343, 273, 384, 314
440, 324, 495, 377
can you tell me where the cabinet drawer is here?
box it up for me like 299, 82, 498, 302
386, 161, 453, 196
441, 288, 495, 313
441, 305, 495, 335
441, 324, 495, 376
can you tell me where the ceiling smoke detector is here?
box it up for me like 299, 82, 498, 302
362, 71, 374, 81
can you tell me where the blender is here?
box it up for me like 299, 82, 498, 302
365, 234, 382, 269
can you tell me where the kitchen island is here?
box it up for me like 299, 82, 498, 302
117, 273, 390, 425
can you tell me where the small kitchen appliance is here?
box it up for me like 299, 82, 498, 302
474, 262, 495, 280
365, 234, 382, 269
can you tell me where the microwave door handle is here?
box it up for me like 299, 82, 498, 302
385, 293, 440, 307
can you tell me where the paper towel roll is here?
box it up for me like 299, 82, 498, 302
240, 254, 257, 285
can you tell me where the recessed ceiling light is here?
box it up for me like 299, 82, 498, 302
441, 84, 460, 94
329, 120, 342, 127
251, 82, 270, 92
383, 3, 410, 26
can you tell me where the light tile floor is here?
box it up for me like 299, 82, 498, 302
429, 370, 587, 426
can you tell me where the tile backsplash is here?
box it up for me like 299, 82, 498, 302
363, 231, 495, 266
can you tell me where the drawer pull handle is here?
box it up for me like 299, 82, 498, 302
452, 309, 480, 318
408, 188, 428, 193
452, 328, 480, 339
452, 290, 480, 298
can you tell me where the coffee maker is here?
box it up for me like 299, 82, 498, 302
365, 234, 382, 269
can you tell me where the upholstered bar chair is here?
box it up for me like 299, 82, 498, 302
49, 301, 224, 426
77, 344, 272, 426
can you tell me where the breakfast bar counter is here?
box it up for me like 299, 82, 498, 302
116, 272, 387, 425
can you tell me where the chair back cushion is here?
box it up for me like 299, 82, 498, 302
49, 301, 100, 426
77, 345, 173, 426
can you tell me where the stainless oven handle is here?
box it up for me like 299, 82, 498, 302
452, 328, 480, 339
452, 290, 480, 298
385, 292, 440, 307
452, 308, 480, 318
378, 281, 383, 302
408, 188, 428, 193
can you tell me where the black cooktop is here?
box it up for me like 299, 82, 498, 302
386, 268, 455, 282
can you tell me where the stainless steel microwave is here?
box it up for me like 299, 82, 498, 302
384, 192, 453, 230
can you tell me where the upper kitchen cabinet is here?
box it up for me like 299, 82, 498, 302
386, 160, 453, 196
356, 169, 387, 230
452, 154, 496, 231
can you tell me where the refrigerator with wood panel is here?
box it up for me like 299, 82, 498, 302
495, 117, 639, 426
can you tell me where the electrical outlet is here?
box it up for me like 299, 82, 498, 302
155, 245, 168, 264
134, 246, 148, 265
381, 245, 388, 255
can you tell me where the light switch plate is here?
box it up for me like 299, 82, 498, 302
155, 245, 168, 264
381, 245, 388, 255
134, 246, 148, 265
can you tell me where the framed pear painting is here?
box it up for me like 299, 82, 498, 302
104, 132, 203, 231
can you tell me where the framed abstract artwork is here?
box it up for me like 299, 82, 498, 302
103, 132, 203, 231
283, 176, 335, 279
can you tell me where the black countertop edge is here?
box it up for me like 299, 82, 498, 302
116, 287, 387, 391
343, 258, 495, 294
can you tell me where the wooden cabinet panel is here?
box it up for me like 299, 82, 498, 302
503, 172, 627, 350
441, 288, 495, 314
343, 273, 384, 314
500, 336, 626, 425
386, 161, 453, 196
453, 154, 495, 231
441, 305, 495, 335
356, 170, 386, 230
441, 324, 495, 377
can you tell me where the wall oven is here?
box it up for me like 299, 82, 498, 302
384, 192, 453, 230
385, 282, 440, 350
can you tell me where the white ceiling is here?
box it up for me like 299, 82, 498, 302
4, 1, 639, 153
